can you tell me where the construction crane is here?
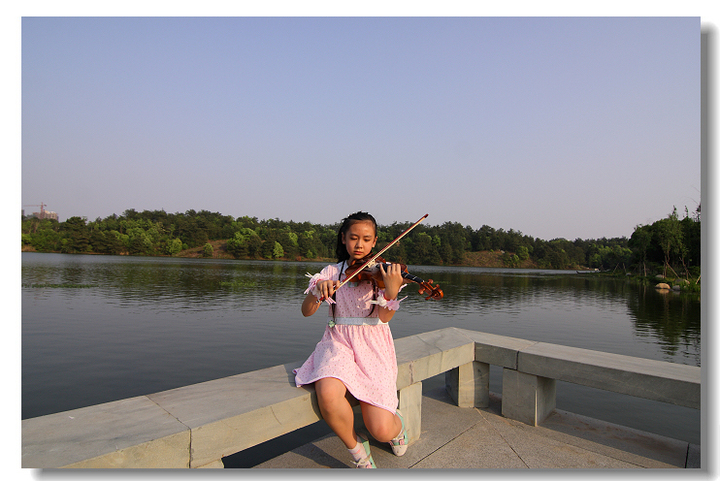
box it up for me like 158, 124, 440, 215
23, 202, 48, 218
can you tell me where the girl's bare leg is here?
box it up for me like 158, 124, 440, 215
360, 402, 402, 443
315, 377, 357, 448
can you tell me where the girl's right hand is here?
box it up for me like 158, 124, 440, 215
316, 279, 340, 301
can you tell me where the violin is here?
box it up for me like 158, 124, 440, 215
345, 253, 444, 300
313, 214, 443, 305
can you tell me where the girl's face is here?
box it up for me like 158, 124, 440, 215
341, 220, 377, 262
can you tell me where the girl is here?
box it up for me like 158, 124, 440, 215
294, 212, 409, 468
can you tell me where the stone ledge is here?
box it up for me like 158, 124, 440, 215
516, 342, 701, 409
454, 328, 539, 368
146, 363, 310, 430
395, 327, 475, 388
22, 396, 191, 468
146, 362, 322, 467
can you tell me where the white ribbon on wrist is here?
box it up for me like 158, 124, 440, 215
305, 272, 336, 304
370, 294, 408, 311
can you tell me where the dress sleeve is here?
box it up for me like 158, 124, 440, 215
304, 264, 339, 304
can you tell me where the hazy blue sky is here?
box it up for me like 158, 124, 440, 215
21, 16, 700, 240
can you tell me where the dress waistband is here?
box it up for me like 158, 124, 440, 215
330, 317, 383, 326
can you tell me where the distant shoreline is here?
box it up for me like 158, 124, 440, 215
21, 242, 546, 270
21, 247, 702, 293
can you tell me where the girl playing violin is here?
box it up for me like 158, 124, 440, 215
294, 211, 409, 468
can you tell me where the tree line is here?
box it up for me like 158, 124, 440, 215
21, 206, 700, 278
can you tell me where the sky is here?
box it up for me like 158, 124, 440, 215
20, 16, 701, 241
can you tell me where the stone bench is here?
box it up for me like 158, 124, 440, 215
22, 327, 700, 468
22, 362, 322, 468
453, 328, 701, 426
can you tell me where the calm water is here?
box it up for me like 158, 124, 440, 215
21, 253, 701, 445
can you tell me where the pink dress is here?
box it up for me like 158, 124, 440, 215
294, 262, 404, 414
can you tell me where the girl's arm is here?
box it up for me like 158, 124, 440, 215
301, 293, 322, 317
378, 304, 396, 323
301, 279, 339, 317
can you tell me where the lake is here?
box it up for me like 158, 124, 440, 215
21, 252, 701, 447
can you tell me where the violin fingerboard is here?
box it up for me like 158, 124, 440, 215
378, 263, 427, 285
401, 272, 424, 284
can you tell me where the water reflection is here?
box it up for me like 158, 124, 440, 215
626, 284, 701, 365
22, 254, 701, 362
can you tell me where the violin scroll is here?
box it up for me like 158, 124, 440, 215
416, 279, 444, 300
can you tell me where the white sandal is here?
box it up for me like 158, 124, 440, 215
388, 410, 408, 456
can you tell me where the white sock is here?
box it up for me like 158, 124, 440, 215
348, 436, 366, 461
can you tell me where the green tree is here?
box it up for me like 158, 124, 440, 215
412, 232, 441, 265
545, 241, 570, 269
111, 231, 130, 252
165, 238, 183, 256
298, 230, 324, 259
28, 228, 62, 252
503, 252, 520, 267
277, 229, 299, 259
680, 206, 701, 276
629, 225, 653, 276
226, 228, 260, 259
272, 241, 284, 259
246, 235, 262, 258
126, 227, 154, 255
655, 208, 684, 278
89, 230, 124, 255
59, 216, 90, 253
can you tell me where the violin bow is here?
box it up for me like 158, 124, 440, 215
316, 213, 429, 303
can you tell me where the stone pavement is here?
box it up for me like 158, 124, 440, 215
254, 386, 699, 469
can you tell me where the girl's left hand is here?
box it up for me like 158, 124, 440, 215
379, 263, 404, 300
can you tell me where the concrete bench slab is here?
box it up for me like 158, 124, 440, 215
395, 327, 475, 388
146, 361, 320, 467
22, 396, 190, 468
516, 342, 701, 409
454, 328, 538, 369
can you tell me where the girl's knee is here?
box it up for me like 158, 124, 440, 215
367, 423, 394, 442
368, 420, 400, 442
315, 378, 346, 410
363, 410, 398, 442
